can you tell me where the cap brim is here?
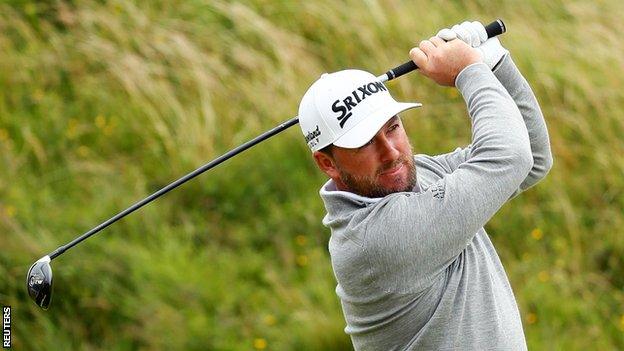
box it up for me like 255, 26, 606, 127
333, 101, 421, 149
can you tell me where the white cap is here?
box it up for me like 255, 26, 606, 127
298, 69, 421, 152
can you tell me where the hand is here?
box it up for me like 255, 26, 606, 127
409, 36, 482, 87
437, 21, 509, 70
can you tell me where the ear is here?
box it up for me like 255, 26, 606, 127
313, 151, 341, 179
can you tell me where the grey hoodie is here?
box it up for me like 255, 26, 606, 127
320, 55, 553, 350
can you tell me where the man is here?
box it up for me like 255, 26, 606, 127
298, 21, 553, 350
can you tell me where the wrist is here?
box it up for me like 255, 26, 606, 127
455, 62, 489, 87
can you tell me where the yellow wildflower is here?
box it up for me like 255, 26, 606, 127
538, 271, 550, 282
526, 313, 537, 324
530, 228, 543, 240
296, 255, 308, 267
32, 89, 44, 102
77, 145, 89, 157
295, 235, 307, 246
253, 338, 267, 350
95, 115, 106, 129
103, 125, 114, 136
264, 314, 276, 326
66, 119, 78, 139
446, 88, 459, 98
5, 205, 16, 217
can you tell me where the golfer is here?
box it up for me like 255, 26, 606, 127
298, 21, 552, 350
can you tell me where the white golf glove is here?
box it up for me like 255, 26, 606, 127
437, 21, 508, 70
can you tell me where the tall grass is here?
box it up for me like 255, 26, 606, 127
1, 0, 623, 349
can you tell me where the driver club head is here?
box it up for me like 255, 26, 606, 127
26, 256, 53, 310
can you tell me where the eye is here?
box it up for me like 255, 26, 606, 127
388, 123, 400, 132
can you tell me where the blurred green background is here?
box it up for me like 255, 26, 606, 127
1, 0, 623, 350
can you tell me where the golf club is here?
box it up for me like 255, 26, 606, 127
27, 19, 506, 310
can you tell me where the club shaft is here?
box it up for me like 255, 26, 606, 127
49, 117, 300, 259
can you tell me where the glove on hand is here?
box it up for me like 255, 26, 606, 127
437, 21, 508, 70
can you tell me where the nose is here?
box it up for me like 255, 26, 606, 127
376, 134, 400, 163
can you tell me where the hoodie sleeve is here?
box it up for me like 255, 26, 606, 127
430, 54, 553, 199
364, 62, 533, 292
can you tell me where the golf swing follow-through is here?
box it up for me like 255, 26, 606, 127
26, 18, 550, 350
27, 18, 505, 309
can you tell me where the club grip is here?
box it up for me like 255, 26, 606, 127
485, 19, 506, 38
380, 19, 506, 82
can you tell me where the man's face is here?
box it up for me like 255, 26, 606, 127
315, 116, 417, 198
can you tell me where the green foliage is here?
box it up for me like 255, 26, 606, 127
1, 0, 623, 349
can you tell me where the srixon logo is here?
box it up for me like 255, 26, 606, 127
332, 81, 387, 128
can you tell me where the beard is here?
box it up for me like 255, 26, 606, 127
337, 154, 417, 198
